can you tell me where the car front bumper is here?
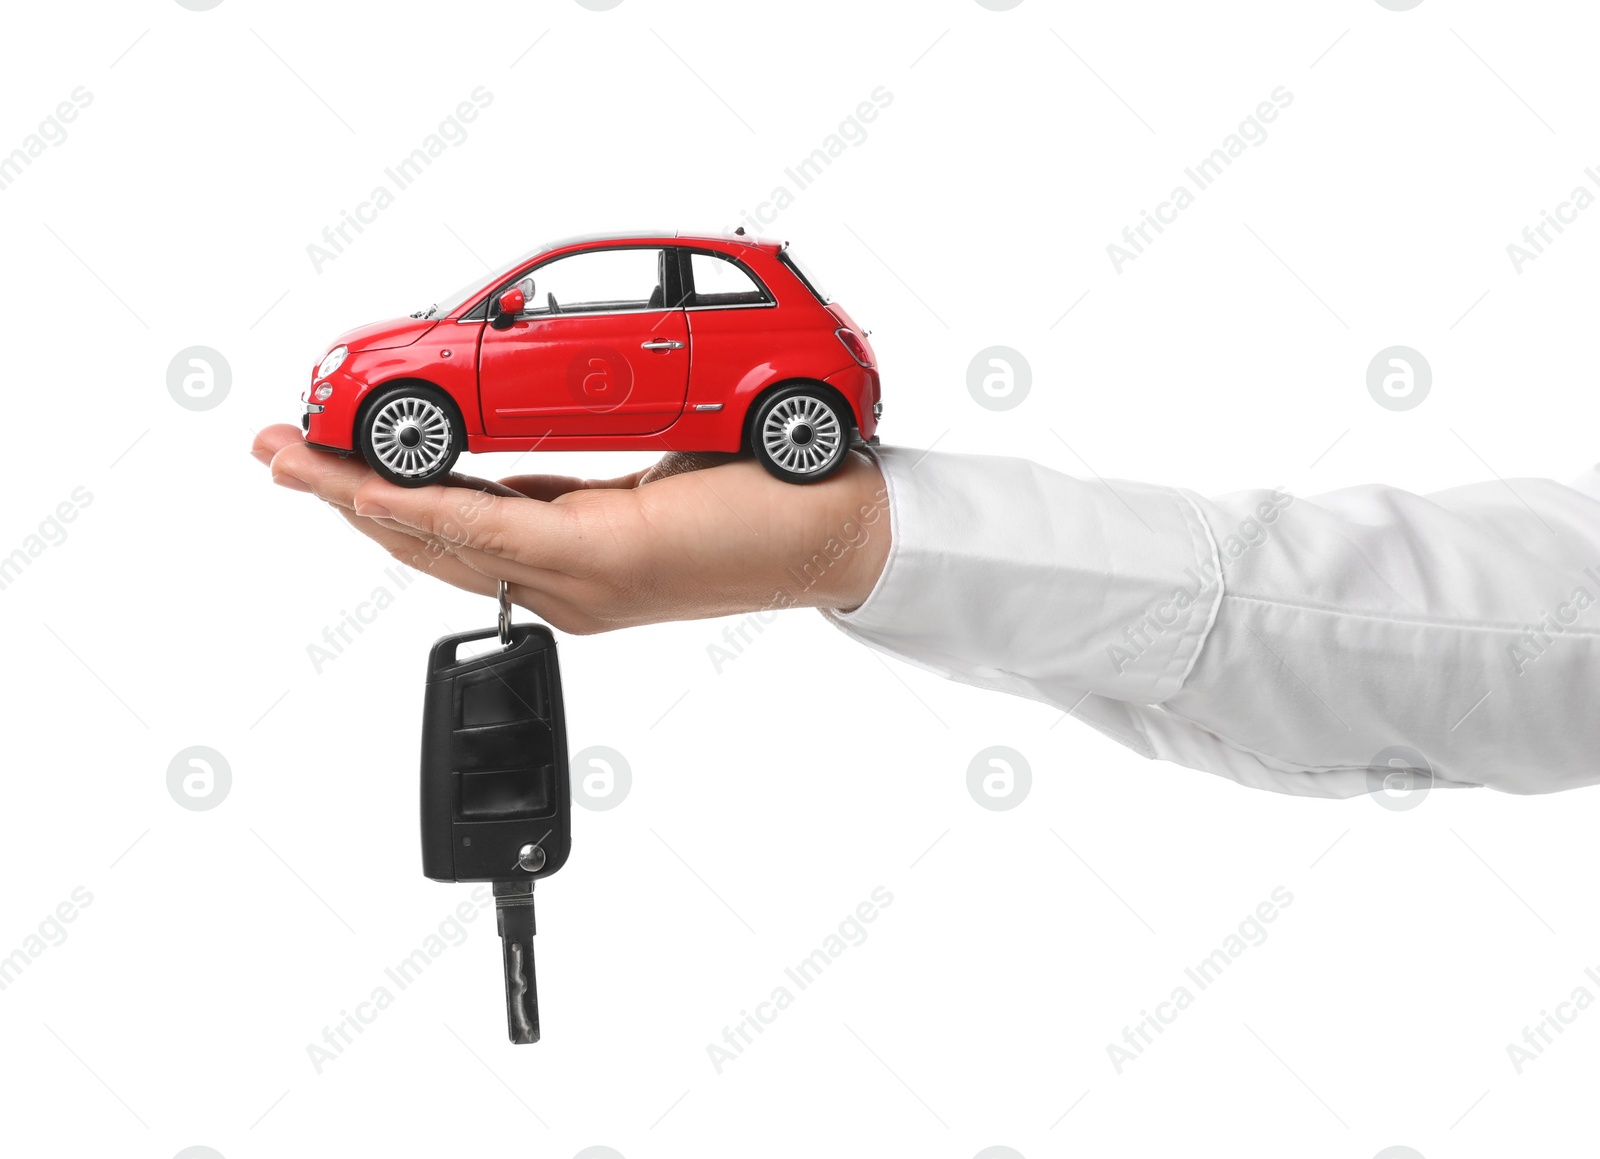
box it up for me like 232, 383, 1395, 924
300, 371, 362, 450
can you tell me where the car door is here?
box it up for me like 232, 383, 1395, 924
678, 247, 789, 398
477, 246, 689, 437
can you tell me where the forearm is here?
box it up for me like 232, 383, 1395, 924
826, 447, 1222, 705
827, 447, 1600, 796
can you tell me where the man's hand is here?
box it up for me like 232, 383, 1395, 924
252, 425, 890, 634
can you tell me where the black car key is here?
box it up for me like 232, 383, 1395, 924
420, 585, 571, 1043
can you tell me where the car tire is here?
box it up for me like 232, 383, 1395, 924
749, 384, 852, 484
357, 385, 464, 487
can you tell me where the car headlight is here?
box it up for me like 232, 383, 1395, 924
313, 383, 334, 402
317, 345, 348, 379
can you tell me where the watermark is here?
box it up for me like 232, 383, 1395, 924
728, 86, 893, 236
1365, 745, 1432, 812
305, 885, 492, 1074
706, 886, 894, 1073
0, 485, 93, 593
1506, 563, 1600, 675
967, 346, 1031, 412
308, 87, 494, 273
1107, 488, 1293, 674
168, 346, 231, 412
571, 746, 632, 810
1108, 86, 1293, 272
306, 563, 420, 674
168, 746, 232, 812
967, 746, 1031, 811
707, 482, 890, 673
1106, 886, 1294, 1074
1366, 345, 1430, 411
1504, 966, 1600, 1074
1505, 169, 1600, 273
0, 886, 94, 994
566, 346, 635, 412
0, 87, 92, 194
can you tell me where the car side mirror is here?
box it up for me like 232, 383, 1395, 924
490, 287, 525, 330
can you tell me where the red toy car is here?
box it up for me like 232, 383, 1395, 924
302, 231, 881, 486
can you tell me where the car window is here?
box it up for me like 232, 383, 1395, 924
688, 251, 770, 307
777, 250, 830, 304
524, 247, 665, 315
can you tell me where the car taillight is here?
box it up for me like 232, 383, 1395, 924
835, 327, 872, 368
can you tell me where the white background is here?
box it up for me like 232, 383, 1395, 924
2, 1, 1598, 1157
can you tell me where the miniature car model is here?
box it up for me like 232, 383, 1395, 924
301, 231, 881, 486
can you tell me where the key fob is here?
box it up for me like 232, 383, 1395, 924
420, 624, 571, 882
420, 622, 570, 1044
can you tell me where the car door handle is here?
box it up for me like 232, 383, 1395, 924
640, 339, 685, 351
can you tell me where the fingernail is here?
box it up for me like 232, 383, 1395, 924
356, 502, 392, 518
251, 447, 273, 466
273, 472, 313, 493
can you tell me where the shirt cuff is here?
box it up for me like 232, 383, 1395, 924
824, 446, 1223, 707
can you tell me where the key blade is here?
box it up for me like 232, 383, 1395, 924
493, 880, 540, 1044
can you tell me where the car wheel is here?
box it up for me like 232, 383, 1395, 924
750, 385, 851, 484
358, 386, 463, 487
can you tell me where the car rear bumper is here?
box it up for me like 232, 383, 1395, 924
824, 363, 882, 440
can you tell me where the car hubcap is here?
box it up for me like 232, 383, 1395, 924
370, 396, 452, 477
762, 395, 842, 474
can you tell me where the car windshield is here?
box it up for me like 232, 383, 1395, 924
413, 243, 553, 320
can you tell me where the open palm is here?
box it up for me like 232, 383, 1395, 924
252, 424, 888, 634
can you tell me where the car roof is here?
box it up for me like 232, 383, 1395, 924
541, 229, 785, 255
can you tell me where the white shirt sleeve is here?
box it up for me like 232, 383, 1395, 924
825, 447, 1600, 797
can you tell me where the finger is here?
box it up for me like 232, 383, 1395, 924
497, 449, 741, 497
363, 513, 477, 568
343, 508, 613, 633
252, 424, 304, 466
273, 440, 523, 510
637, 450, 742, 485
343, 506, 588, 609
335, 507, 499, 598
343, 508, 628, 635
497, 471, 642, 501
507, 586, 611, 635
270, 440, 376, 507
420, 531, 604, 610
350, 475, 613, 574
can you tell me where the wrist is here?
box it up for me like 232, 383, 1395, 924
807, 451, 891, 611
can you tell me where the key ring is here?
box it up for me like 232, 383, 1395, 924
498, 580, 513, 647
